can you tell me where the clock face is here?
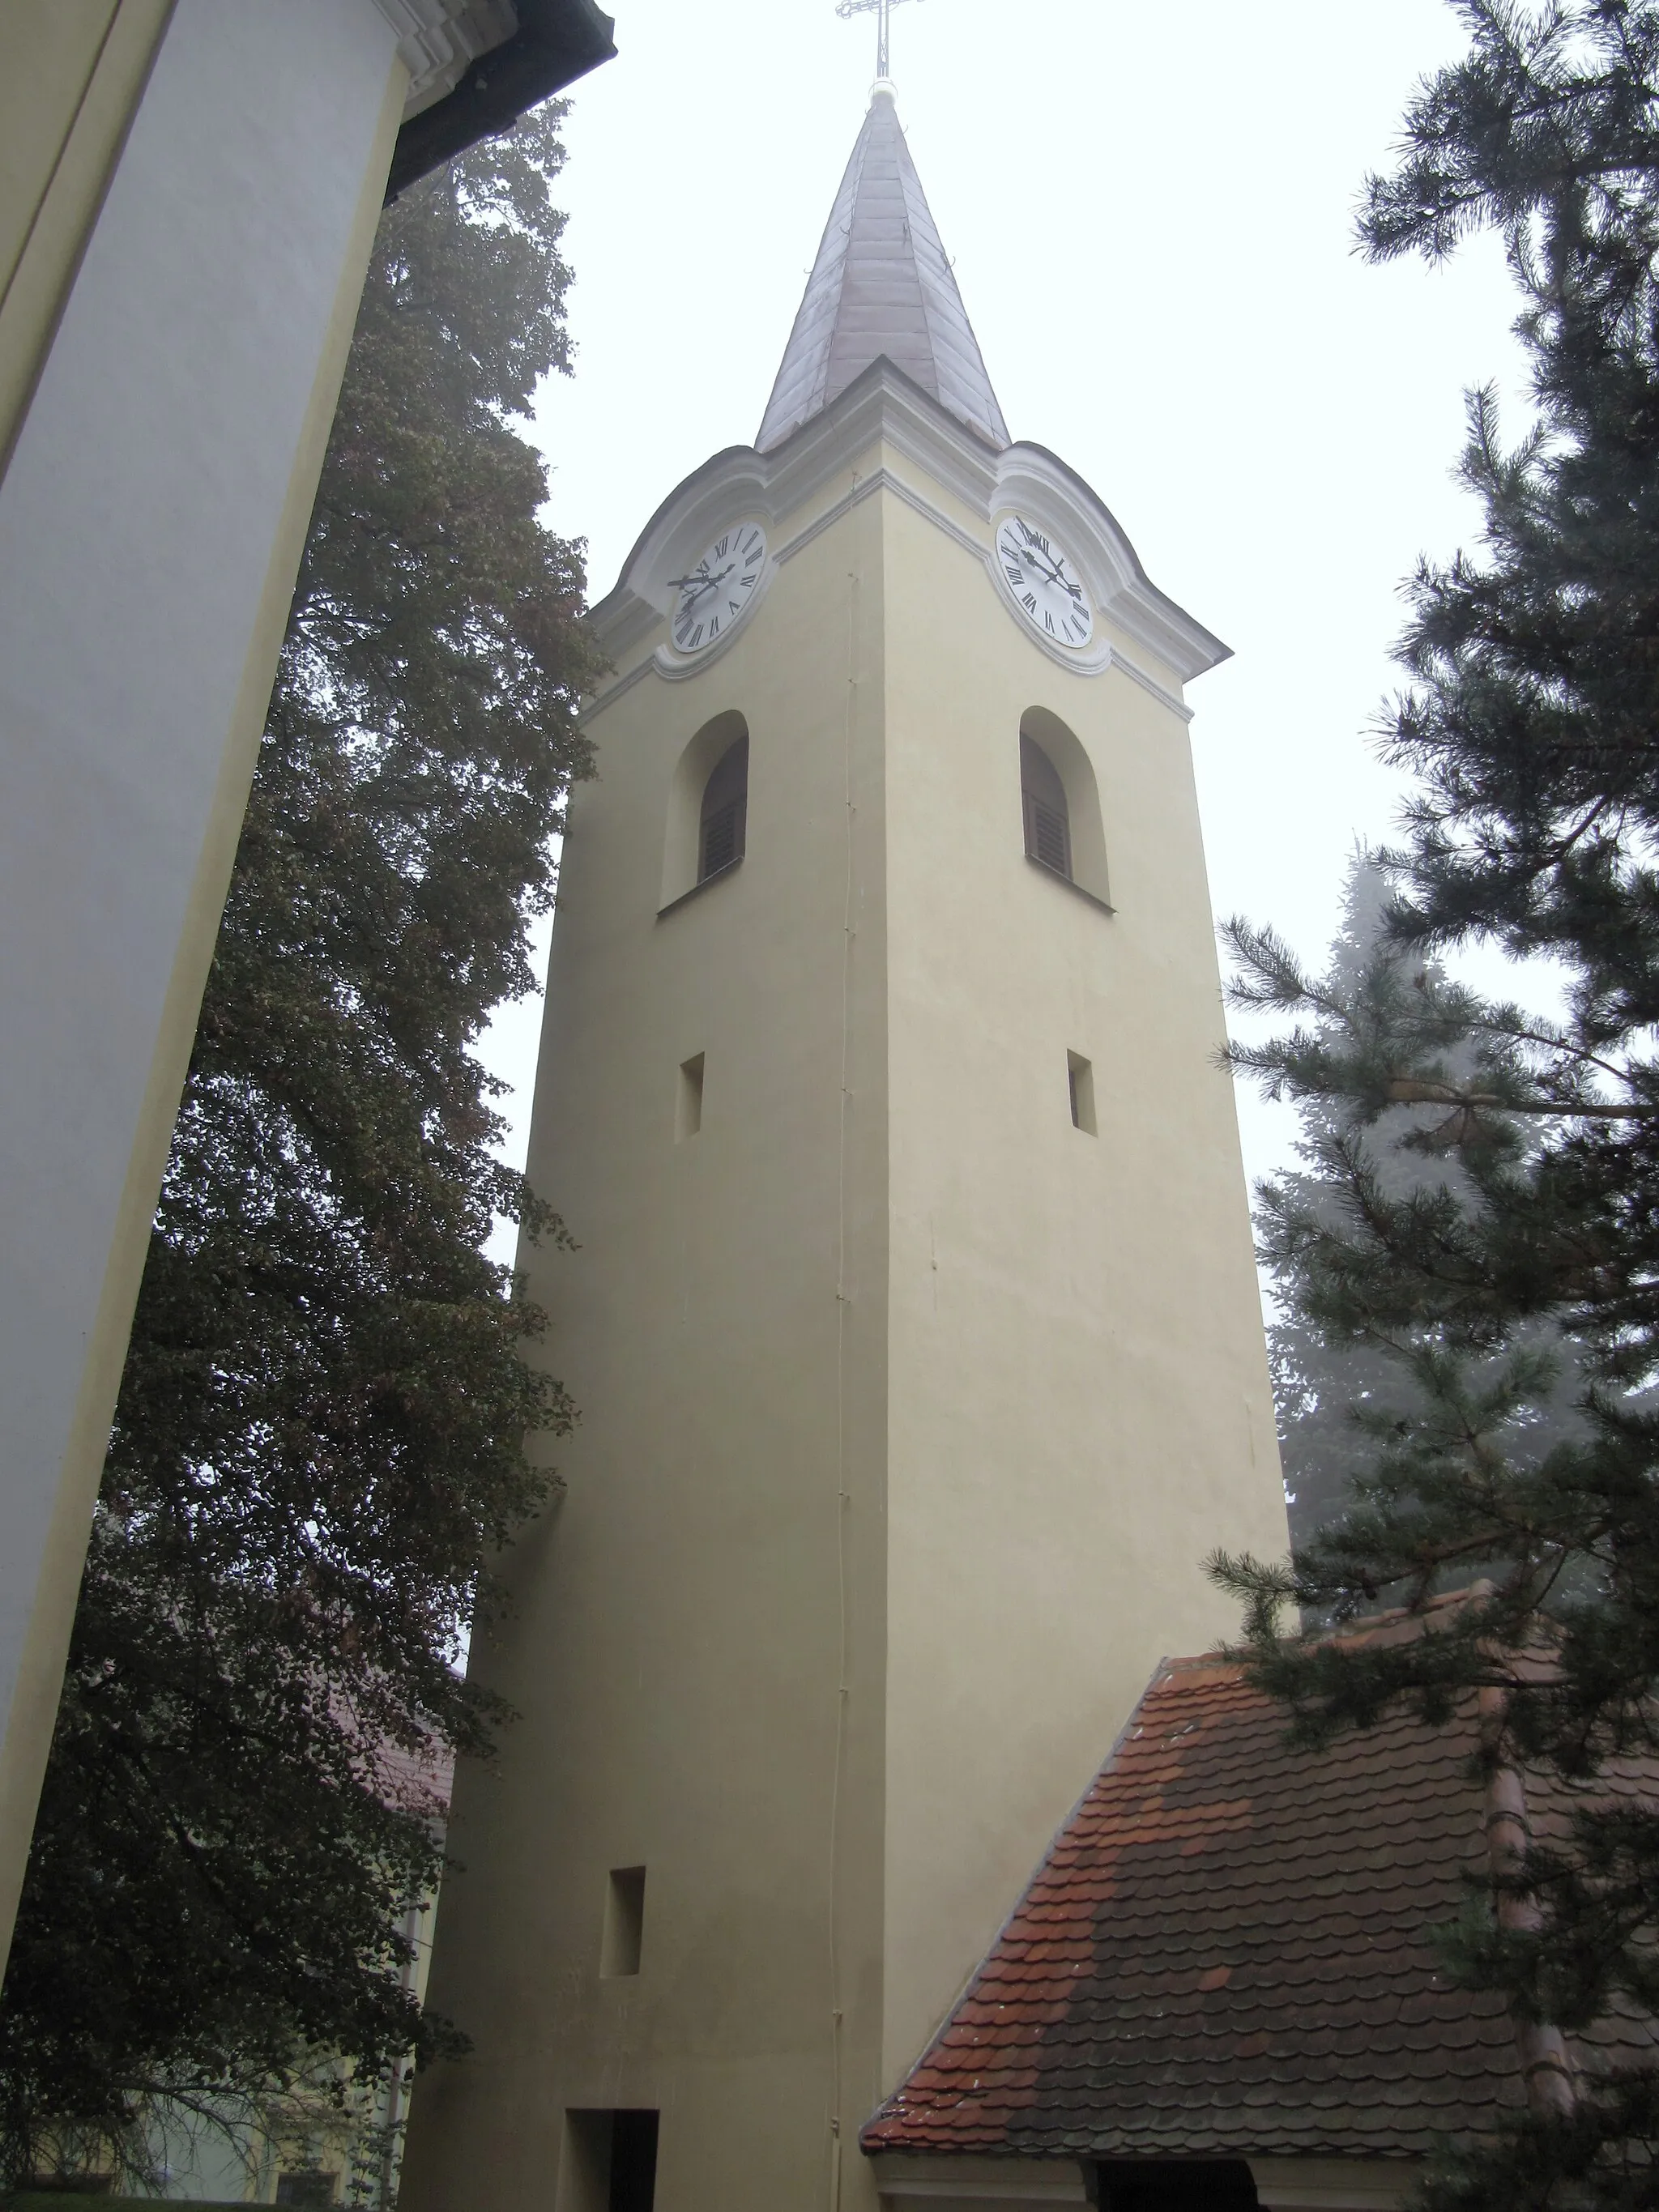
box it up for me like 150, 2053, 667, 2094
996, 514, 1095, 650
669, 524, 768, 655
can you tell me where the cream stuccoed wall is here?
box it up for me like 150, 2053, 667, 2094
877, 477, 1283, 2082
404, 462, 894, 2212
0, 0, 408, 1967
401, 364, 1289, 2212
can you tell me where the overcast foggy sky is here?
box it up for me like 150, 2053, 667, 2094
480, 0, 1533, 1234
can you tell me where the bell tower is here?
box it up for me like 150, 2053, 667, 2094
402, 84, 1288, 2212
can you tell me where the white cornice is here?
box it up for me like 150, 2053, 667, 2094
371, 0, 518, 118
864, 2154, 1421, 2212
1248, 2161, 1422, 2210
866, 2154, 1088, 2206
584, 359, 1227, 718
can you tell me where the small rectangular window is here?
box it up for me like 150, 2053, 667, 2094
601, 1865, 646, 1978
275, 2177, 339, 2209
677, 1055, 704, 1141
1068, 1051, 1096, 1136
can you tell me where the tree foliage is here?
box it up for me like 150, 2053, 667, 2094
0, 109, 603, 2184
1256, 860, 1589, 1555
1213, 4, 1659, 2203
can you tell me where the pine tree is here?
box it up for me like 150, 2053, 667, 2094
1213, 5, 1659, 2203
1246, 860, 1582, 1554
0, 109, 605, 2184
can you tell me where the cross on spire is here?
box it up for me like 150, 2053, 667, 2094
835, 0, 922, 83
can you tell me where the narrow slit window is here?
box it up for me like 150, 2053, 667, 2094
699, 735, 748, 881
601, 1866, 646, 1978
1021, 732, 1072, 880
1068, 1051, 1096, 1136
677, 1056, 704, 1141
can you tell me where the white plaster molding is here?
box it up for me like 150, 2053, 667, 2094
770, 462, 987, 585
986, 510, 1115, 677
1249, 2159, 1423, 2210
584, 360, 1224, 725
582, 441, 1196, 728
868, 2154, 1089, 2209
1110, 645, 1195, 723
370, 0, 518, 117
866, 2154, 1418, 2212
580, 654, 656, 720
776, 467, 1195, 722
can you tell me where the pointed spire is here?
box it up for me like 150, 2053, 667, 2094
757, 87, 1009, 454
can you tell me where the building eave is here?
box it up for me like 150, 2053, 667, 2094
866, 2152, 1426, 2212
384, 0, 616, 200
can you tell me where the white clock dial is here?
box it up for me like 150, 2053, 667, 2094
667, 523, 768, 655
996, 514, 1094, 650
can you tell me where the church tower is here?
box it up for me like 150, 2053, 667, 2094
402, 80, 1289, 2212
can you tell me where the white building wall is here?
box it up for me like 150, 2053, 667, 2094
0, 0, 406, 1957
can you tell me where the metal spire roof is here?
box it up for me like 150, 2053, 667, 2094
757, 86, 1009, 454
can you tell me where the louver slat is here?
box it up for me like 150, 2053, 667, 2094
701, 799, 745, 882
1028, 799, 1071, 879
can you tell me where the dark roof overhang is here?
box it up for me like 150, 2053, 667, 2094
386, 0, 616, 201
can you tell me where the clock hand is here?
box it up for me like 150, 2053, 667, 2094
1012, 548, 1087, 611
1034, 552, 1084, 602
671, 564, 736, 601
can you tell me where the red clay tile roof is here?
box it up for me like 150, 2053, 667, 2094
863, 1650, 1655, 2166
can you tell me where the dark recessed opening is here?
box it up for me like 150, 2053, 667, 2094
1097, 2161, 1259, 2212
609, 2110, 660, 2212
1068, 1051, 1096, 1135
677, 1057, 704, 1142
699, 735, 748, 881
275, 2176, 339, 2209
566, 2109, 660, 2212
601, 1865, 646, 1977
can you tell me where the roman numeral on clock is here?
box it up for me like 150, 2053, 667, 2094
672, 526, 768, 653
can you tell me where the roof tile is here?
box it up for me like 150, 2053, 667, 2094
863, 1652, 1656, 2163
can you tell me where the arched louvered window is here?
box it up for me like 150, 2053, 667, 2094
1021, 732, 1071, 880
699, 735, 748, 882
